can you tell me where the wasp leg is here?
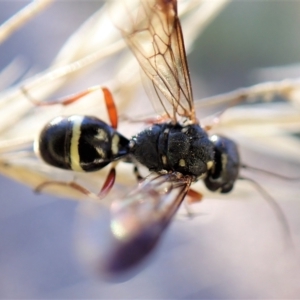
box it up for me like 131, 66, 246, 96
98, 167, 116, 199
182, 189, 203, 218
34, 180, 99, 200
101, 87, 118, 129
203, 97, 244, 131
203, 111, 223, 131
22, 85, 118, 129
186, 188, 203, 204
133, 165, 143, 181
35, 168, 117, 201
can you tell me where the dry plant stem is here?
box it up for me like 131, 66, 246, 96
0, 139, 33, 154
0, 0, 53, 45
197, 79, 300, 108
19, 40, 125, 100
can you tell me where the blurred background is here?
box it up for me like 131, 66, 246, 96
0, 0, 300, 298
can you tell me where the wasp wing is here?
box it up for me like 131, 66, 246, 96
99, 172, 192, 275
110, 0, 195, 123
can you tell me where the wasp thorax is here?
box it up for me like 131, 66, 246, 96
129, 123, 214, 177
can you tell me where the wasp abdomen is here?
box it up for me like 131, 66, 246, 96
129, 123, 214, 177
37, 115, 129, 172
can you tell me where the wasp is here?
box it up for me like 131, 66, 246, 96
35, 0, 275, 276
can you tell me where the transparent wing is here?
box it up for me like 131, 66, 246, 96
110, 0, 196, 123
99, 172, 192, 275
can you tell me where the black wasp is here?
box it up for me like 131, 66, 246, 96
36, 0, 240, 275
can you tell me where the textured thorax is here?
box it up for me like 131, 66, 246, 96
129, 123, 214, 177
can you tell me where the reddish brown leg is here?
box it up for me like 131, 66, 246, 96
22, 85, 118, 129
35, 180, 99, 199
203, 97, 245, 131
98, 168, 116, 199
35, 167, 117, 201
101, 87, 118, 129
186, 188, 203, 204
203, 103, 242, 130
182, 189, 203, 218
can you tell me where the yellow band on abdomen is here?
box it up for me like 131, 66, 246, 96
69, 115, 84, 172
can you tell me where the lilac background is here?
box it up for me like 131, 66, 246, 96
1, 1, 300, 298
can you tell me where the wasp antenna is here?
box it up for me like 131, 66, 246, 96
241, 164, 300, 181
239, 176, 293, 249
